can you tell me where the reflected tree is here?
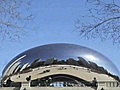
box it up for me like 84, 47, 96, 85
75, 0, 120, 44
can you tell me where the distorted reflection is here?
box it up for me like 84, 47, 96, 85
2, 43, 120, 80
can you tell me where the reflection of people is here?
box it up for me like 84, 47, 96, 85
37, 78, 40, 86
40, 78, 46, 86
92, 77, 98, 90
26, 76, 31, 87
101, 88, 104, 90
26, 76, 31, 81
48, 77, 52, 86
6, 77, 13, 87
116, 82, 119, 87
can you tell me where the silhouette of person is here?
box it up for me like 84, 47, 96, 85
101, 88, 104, 90
92, 77, 98, 90
48, 77, 52, 86
26, 76, 31, 81
26, 76, 31, 87
6, 77, 12, 87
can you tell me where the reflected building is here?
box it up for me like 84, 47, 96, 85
1, 43, 120, 90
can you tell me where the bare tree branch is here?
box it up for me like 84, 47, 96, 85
0, 0, 35, 43
76, 0, 120, 44
88, 16, 120, 33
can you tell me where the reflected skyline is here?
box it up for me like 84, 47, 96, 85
2, 43, 120, 78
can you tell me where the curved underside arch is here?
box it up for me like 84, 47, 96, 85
31, 74, 91, 87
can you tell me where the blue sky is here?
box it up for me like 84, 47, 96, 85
0, 0, 120, 76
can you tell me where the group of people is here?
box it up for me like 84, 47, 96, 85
37, 77, 52, 86
4, 76, 106, 90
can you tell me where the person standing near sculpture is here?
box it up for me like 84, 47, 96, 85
91, 77, 98, 90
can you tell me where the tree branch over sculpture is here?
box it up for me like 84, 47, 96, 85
0, 0, 34, 42
75, 0, 120, 44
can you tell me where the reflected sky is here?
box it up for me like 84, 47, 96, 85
3, 43, 120, 77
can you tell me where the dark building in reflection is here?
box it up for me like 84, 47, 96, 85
1, 43, 120, 89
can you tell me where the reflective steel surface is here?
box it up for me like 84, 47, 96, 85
2, 43, 120, 77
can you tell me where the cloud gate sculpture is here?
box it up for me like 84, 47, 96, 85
1, 43, 120, 88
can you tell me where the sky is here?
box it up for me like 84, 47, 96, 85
0, 0, 120, 76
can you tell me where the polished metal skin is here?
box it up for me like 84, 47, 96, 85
2, 43, 120, 77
